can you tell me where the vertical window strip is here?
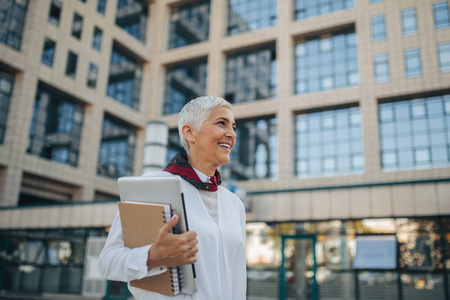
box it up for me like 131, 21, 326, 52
401, 8, 418, 36
433, 1, 450, 30
404, 48, 422, 78
371, 15, 386, 42
0, 72, 14, 144
373, 53, 390, 83
438, 42, 450, 73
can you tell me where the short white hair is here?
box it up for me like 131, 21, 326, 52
178, 96, 232, 156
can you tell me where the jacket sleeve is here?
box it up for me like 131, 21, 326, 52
97, 212, 167, 282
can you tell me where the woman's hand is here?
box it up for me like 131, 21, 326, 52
147, 214, 198, 270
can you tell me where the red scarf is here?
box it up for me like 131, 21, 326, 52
164, 153, 222, 192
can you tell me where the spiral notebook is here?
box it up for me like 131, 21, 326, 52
117, 176, 197, 295
118, 201, 181, 296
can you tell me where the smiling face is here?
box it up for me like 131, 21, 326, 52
183, 106, 236, 176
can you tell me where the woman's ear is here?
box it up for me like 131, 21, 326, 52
181, 124, 196, 143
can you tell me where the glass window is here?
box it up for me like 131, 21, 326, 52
295, 30, 359, 95
97, 115, 136, 178
65, 51, 78, 78
116, 0, 147, 43
225, 46, 277, 103
71, 12, 83, 39
222, 116, 278, 180
371, 15, 386, 42
295, 106, 364, 178
404, 48, 422, 78
92, 27, 102, 51
41, 38, 56, 67
87, 62, 98, 89
48, 0, 61, 26
97, 0, 107, 14
107, 47, 142, 110
0, 71, 14, 144
401, 8, 418, 36
438, 42, 450, 73
433, 1, 450, 30
168, 1, 210, 49
371, 0, 383, 3
294, 0, 354, 21
0, 0, 28, 50
164, 60, 207, 114
228, 0, 277, 35
379, 94, 450, 171
373, 53, 390, 83
28, 86, 84, 167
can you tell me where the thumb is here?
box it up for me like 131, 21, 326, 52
161, 214, 178, 233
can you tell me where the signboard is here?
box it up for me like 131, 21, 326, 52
353, 235, 397, 269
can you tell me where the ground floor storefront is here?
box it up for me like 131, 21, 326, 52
0, 214, 449, 299
245, 216, 450, 300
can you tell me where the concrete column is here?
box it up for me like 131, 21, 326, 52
143, 121, 168, 173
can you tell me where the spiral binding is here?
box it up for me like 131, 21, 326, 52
163, 207, 181, 294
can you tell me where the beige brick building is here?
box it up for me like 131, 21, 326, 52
0, 0, 449, 299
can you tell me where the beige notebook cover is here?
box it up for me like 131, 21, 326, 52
118, 201, 179, 296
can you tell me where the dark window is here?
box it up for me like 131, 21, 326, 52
65, 51, 78, 78
373, 53, 390, 83
168, 1, 210, 49
0, 0, 28, 50
48, 0, 61, 26
371, 15, 386, 42
97, 0, 107, 15
97, 115, 136, 178
379, 93, 450, 170
92, 27, 102, 51
295, 30, 359, 94
1, 229, 102, 294
87, 62, 98, 89
401, 8, 418, 36
107, 47, 142, 110
0, 71, 14, 144
41, 38, 56, 67
295, 106, 364, 178
227, 0, 276, 36
438, 42, 450, 73
294, 0, 354, 21
225, 46, 277, 103
71, 12, 83, 39
116, 0, 147, 43
28, 86, 84, 167
223, 116, 278, 180
433, 1, 450, 30
404, 48, 422, 78
164, 60, 207, 114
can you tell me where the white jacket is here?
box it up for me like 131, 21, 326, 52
98, 171, 247, 300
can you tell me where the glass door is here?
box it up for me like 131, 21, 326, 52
280, 235, 317, 300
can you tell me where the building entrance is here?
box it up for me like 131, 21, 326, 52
280, 235, 318, 300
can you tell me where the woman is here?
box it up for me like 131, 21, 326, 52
98, 96, 247, 300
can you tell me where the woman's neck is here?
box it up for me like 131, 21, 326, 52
188, 155, 215, 177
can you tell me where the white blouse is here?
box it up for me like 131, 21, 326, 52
97, 171, 247, 300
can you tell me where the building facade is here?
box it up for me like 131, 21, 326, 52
0, 0, 450, 299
